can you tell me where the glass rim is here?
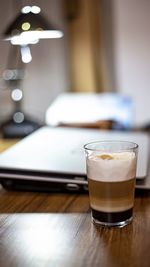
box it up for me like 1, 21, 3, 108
83, 140, 138, 151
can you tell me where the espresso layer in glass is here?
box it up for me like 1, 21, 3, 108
91, 208, 133, 223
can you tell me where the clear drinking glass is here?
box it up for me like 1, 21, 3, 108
84, 141, 138, 227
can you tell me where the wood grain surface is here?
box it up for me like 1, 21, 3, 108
1, 185, 150, 267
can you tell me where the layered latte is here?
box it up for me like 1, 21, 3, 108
87, 151, 137, 225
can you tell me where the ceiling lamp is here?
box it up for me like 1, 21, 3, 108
3, 5, 63, 45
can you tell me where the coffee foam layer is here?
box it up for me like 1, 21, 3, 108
87, 152, 136, 182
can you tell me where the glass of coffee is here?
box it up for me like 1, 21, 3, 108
84, 141, 138, 227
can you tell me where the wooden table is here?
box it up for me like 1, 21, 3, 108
1, 138, 150, 267
0, 185, 150, 267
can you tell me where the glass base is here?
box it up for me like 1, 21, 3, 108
92, 216, 133, 228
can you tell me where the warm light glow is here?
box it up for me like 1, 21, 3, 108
21, 46, 32, 63
10, 33, 39, 45
5, 5, 63, 46
36, 30, 64, 39
21, 5, 41, 14
31, 6, 41, 14
22, 22, 31, 31
21, 6, 31, 14
11, 89, 23, 101
9, 30, 63, 45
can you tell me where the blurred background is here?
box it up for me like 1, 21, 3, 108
0, 0, 150, 134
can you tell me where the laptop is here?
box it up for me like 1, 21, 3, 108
0, 126, 149, 192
